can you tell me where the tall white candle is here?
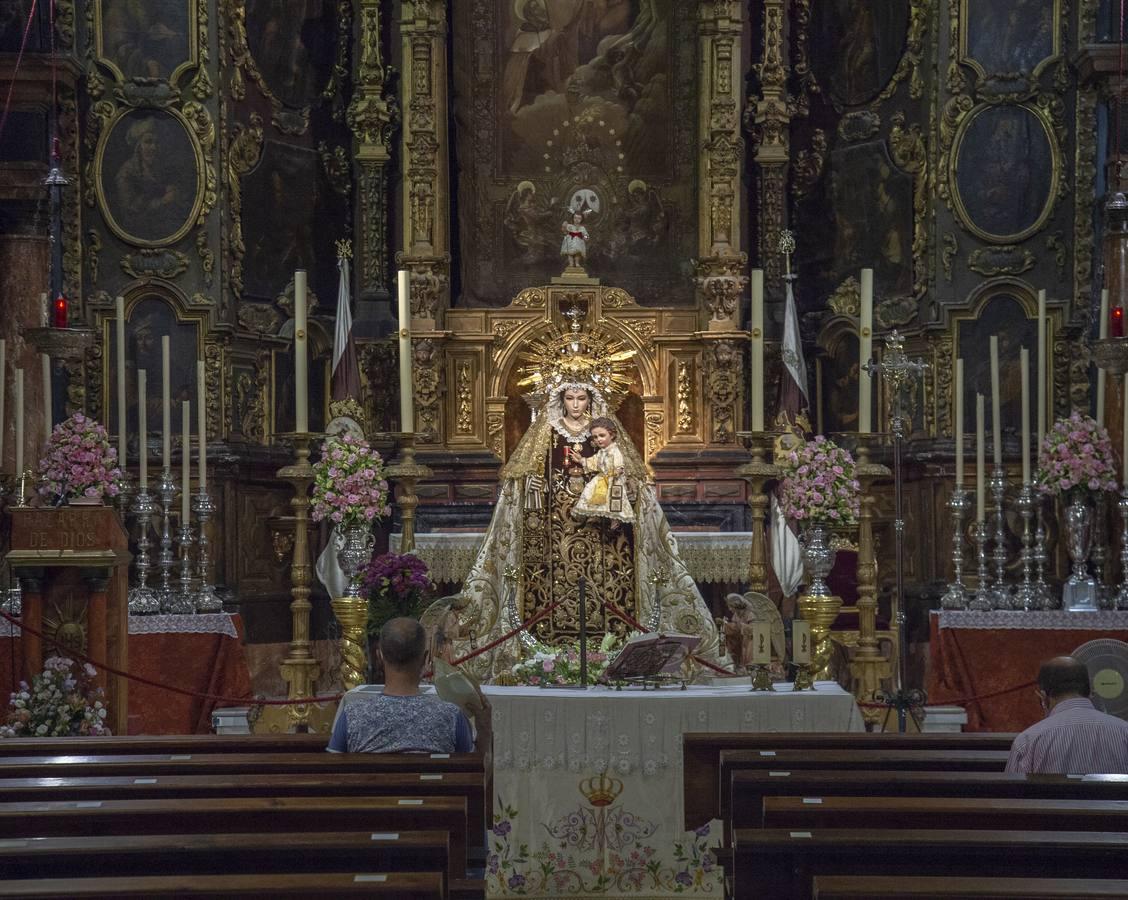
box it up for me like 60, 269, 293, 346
397, 269, 415, 433
0, 338, 6, 470
1020, 348, 1031, 485
750, 269, 764, 431
989, 336, 1002, 468
750, 623, 771, 665
976, 393, 986, 523
162, 335, 171, 472
792, 619, 811, 665
1037, 289, 1047, 444
137, 369, 148, 490
115, 295, 127, 468
954, 358, 964, 487
41, 352, 51, 446
196, 360, 207, 488
1097, 288, 1109, 426
858, 268, 874, 433
15, 368, 23, 476
181, 400, 191, 524
294, 270, 309, 434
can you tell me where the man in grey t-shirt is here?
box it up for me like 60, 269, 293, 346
327, 617, 487, 754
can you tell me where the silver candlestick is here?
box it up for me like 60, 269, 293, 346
941, 487, 971, 610
128, 487, 161, 614
192, 487, 222, 612
989, 467, 1011, 609
969, 520, 993, 611
1013, 483, 1039, 612
170, 520, 197, 614
1092, 493, 1112, 609
156, 468, 178, 611
1117, 490, 1128, 610
1033, 497, 1056, 609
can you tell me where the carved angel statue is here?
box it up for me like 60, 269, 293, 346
722, 591, 786, 674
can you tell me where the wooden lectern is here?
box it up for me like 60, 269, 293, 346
6, 507, 131, 735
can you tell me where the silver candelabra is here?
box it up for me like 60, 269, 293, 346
192, 487, 221, 612
1013, 483, 1039, 611
1117, 490, 1128, 610
156, 469, 178, 611
171, 520, 196, 614
941, 487, 970, 610
989, 468, 1011, 609
969, 520, 993, 611
128, 486, 161, 614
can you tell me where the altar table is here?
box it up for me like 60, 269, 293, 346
927, 610, 1128, 732
1, 613, 252, 735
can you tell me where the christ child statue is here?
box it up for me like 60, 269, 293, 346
560, 210, 589, 268
570, 417, 634, 523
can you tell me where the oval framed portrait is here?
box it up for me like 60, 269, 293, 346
949, 103, 1059, 244
95, 107, 204, 247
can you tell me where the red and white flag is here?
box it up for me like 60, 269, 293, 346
771, 277, 808, 598
331, 253, 361, 402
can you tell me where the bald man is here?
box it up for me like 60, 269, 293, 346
1005, 656, 1128, 774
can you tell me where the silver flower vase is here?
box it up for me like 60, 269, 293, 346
335, 524, 376, 599
1062, 496, 1098, 612
800, 523, 837, 598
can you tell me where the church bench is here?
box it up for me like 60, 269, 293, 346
682, 732, 1015, 829
762, 795, 1128, 832
732, 828, 1128, 899
811, 875, 1128, 898
0, 771, 487, 840
0, 830, 450, 882
0, 795, 471, 879
0, 733, 330, 756
0, 750, 485, 778
717, 748, 1009, 828
729, 770, 1128, 830
0, 871, 448, 898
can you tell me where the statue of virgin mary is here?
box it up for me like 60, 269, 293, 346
451, 316, 722, 681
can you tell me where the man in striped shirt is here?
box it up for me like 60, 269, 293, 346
1005, 656, 1128, 774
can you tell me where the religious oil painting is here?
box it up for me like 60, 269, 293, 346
961, 0, 1057, 79
244, 0, 338, 109
452, 0, 698, 307
957, 293, 1040, 436
810, 0, 911, 107
818, 331, 862, 435
0, 1, 50, 52
95, 0, 194, 83
241, 140, 344, 304
821, 141, 914, 302
96, 108, 203, 247
105, 295, 200, 442
952, 104, 1056, 243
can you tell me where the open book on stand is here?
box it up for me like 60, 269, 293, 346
605, 632, 700, 681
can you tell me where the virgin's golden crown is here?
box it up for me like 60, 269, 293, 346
515, 311, 636, 401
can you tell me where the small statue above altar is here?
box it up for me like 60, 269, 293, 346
560, 209, 590, 272
721, 591, 786, 675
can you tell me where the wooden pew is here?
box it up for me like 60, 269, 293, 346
728, 771, 1128, 830
763, 795, 1128, 832
0, 771, 487, 839
0, 830, 450, 881
0, 733, 329, 757
733, 828, 1128, 899
0, 796, 471, 879
0, 871, 447, 898
682, 732, 1015, 828
811, 875, 1128, 898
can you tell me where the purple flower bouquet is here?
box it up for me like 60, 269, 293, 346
37, 412, 124, 503
1036, 411, 1118, 497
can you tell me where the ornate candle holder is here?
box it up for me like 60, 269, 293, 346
1013, 483, 1039, 612
385, 432, 433, 554
989, 467, 1011, 609
1092, 493, 1112, 609
156, 468, 178, 611
114, 469, 134, 521
736, 430, 781, 594
167, 519, 197, 615
941, 487, 971, 610
749, 664, 774, 692
1117, 490, 1128, 610
969, 520, 993, 611
192, 487, 222, 613
1033, 498, 1056, 609
127, 486, 161, 615
13, 470, 32, 509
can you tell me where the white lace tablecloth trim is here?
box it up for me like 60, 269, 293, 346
392, 531, 754, 584
936, 610, 1128, 630
1, 612, 238, 639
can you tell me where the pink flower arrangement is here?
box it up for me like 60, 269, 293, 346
1036, 411, 1118, 496
1, 656, 111, 738
509, 635, 620, 686
310, 433, 392, 529
37, 412, 123, 502
776, 434, 860, 524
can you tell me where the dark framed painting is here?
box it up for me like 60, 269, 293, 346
951, 103, 1057, 243
241, 139, 344, 303
96, 108, 203, 247
960, 0, 1057, 79
825, 141, 914, 299
956, 293, 1041, 436
95, 0, 195, 83
811, 0, 911, 107
244, 0, 338, 109
818, 331, 862, 435
105, 295, 202, 445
